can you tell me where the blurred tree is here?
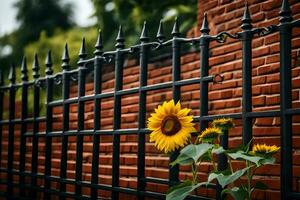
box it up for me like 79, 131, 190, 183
14, 0, 73, 47
91, 0, 197, 50
0, 0, 74, 72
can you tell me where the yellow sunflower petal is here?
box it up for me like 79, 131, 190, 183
147, 100, 195, 153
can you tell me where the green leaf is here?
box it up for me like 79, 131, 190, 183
254, 181, 268, 190
227, 151, 264, 166
170, 153, 194, 166
245, 139, 253, 152
167, 180, 192, 194
171, 143, 213, 166
212, 146, 226, 154
166, 182, 204, 200
222, 187, 247, 200
208, 167, 250, 188
259, 157, 275, 166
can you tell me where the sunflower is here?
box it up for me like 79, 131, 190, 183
212, 118, 234, 131
198, 127, 222, 143
148, 100, 196, 153
251, 144, 280, 156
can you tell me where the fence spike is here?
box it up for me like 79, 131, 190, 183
156, 20, 165, 41
115, 25, 125, 49
94, 30, 103, 56
171, 17, 180, 37
8, 63, 16, 84
32, 53, 40, 79
140, 21, 149, 42
45, 50, 53, 75
21, 56, 28, 82
280, 0, 292, 23
241, 2, 252, 30
62, 43, 70, 70
200, 12, 210, 34
79, 37, 87, 59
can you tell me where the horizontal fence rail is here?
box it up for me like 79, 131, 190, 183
0, 0, 299, 199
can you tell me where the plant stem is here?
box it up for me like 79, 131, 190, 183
192, 162, 197, 185
228, 158, 234, 173
246, 161, 252, 200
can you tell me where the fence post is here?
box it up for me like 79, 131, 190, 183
75, 37, 87, 197
111, 25, 125, 200
199, 13, 210, 133
31, 53, 40, 199
19, 56, 28, 197
44, 49, 54, 200
60, 44, 70, 200
91, 31, 103, 199
279, 0, 293, 199
7, 64, 16, 197
137, 22, 149, 199
169, 18, 181, 186
241, 3, 253, 146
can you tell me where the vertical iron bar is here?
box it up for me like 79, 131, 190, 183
241, 3, 253, 146
199, 13, 212, 198
169, 18, 181, 186
137, 22, 149, 199
31, 53, 40, 199
199, 14, 210, 133
75, 38, 87, 197
279, 0, 293, 199
91, 31, 103, 199
7, 64, 16, 197
60, 44, 70, 200
44, 53, 54, 200
111, 26, 125, 200
19, 56, 28, 196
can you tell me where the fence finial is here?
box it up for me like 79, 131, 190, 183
94, 30, 103, 56
79, 37, 87, 61
201, 12, 210, 34
171, 17, 180, 37
45, 50, 53, 75
241, 2, 252, 30
156, 20, 165, 42
280, 0, 292, 23
8, 63, 16, 84
32, 53, 40, 80
115, 25, 125, 49
21, 56, 28, 82
62, 43, 70, 70
140, 21, 149, 42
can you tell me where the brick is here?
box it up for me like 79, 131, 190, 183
257, 64, 279, 75
209, 53, 236, 66
253, 96, 266, 106
261, 0, 281, 11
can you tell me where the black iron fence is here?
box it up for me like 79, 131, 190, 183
0, 0, 299, 199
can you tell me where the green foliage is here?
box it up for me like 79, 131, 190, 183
24, 28, 98, 78
0, 0, 74, 73
166, 118, 279, 200
222, 187, 247, 200
91, 0, 197, 50
14, 0, 73, 46
208, 167, 250, 188
166, 180, 205, 200
171, 143, 213, 166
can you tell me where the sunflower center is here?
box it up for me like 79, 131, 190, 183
161, 115, 181, 136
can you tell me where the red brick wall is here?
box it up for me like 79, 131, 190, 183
1, 0, 300, 199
